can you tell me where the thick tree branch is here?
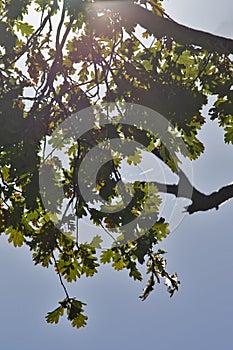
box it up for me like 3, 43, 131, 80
96, 2, 233, 54
186, 184, 233, 214
146, 178, 233, 214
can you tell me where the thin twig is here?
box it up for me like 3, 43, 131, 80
52, 252, 70, 300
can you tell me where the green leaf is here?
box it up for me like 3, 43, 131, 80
89, 235, 103, 248
129, 267, 142, 281
127, 150, 142, 165
15, 21, 34, 36
112, 258, 125, 270
71, 313, 88, 328
224, 126, 233, 144
127, 261, 142, 281
7, 228, 24, 247
68, 299, 88, 328
100, 249, 114, 264
68, 299, 82, 320
46, 306, 64, 324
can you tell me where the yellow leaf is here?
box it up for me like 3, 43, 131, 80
142, 31, 149, 39
131, 209, 140, 217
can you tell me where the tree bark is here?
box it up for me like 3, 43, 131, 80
97, 2, 233, 54
145, 178, 233, 214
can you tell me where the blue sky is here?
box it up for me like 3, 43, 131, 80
0, 1, 233, 349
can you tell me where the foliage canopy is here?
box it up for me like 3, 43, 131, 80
0, 0, 232, 328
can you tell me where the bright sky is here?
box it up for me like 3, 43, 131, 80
0, 1, 233, 349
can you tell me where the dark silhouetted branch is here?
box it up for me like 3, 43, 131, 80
144, 178, 233, 214
186, 184, 233, 214
97, 2, 233, 54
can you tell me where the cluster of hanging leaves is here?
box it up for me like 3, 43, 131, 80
0, 0, 232, 328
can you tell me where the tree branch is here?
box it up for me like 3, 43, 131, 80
186, 184, 233, 214
96, 2, 233, 54
144, 178, 233, 214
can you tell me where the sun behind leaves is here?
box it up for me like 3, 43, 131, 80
0, 0, 232, 328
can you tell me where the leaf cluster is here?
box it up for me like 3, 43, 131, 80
0, 0, 232, 328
